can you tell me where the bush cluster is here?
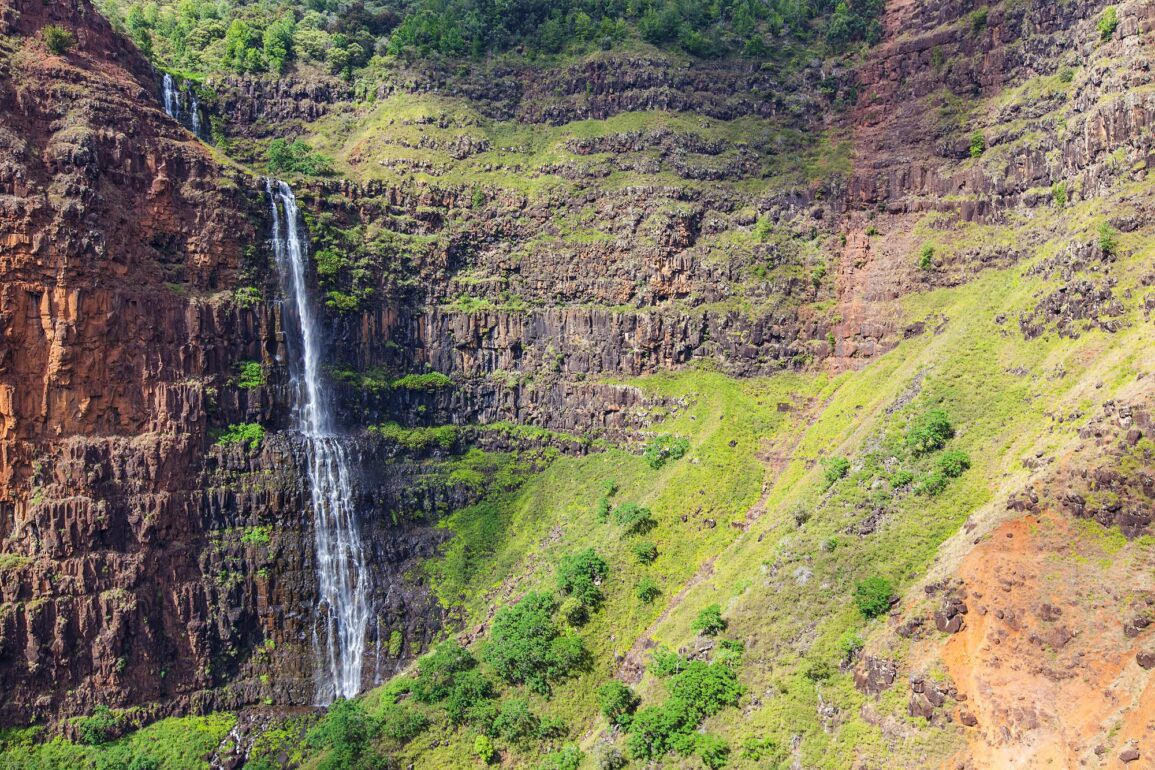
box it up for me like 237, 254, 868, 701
624, 656, 742, 764
482, 592, 586, 696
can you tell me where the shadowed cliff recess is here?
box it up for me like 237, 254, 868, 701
1, 0, 1155, 768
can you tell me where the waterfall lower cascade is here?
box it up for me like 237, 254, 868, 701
267, 179, 372, 704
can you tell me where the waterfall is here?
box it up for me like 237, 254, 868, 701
267, 178, 372, 704
190, 92, 201, 136
162, 72, 179, 120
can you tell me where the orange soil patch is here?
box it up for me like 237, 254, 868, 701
943, 512, 1155, 769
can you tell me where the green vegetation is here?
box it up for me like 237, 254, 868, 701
642, 434, 689, 469
625, 653, 743, 763
556, 549, 609, 607
235, 360, 264, 389
473, 734, 496, 763
598, 681, 639, 728
969, 7, 988, 33
611, 502, 656, 535
631, 540, 658, 564
919, 242, 935, 270
1099, 6, 1119, 40
266, 138, 333, 176
370, 422, 459, 451
691, 603, 726, 636
214, 422, 265, 451
853, 575, 893, 619
0, 714, 236, 770
481, 592, 586, 696
42, 24, 76, 54
392, 372, 453, 391
1052, 181, 1068, 207
904, 409, 954, 455
1098, 220, 1119, 255
241, 525, 272, 545
822, 456, 850, 487
969, 130, 986, 158
96, 0, 885, 80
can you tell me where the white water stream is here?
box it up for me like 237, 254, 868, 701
267, 179, 371, 703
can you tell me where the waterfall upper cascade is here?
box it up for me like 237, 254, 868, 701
162, 72, 179, 121
161, 72, 205, 139
267, 178, 372, 704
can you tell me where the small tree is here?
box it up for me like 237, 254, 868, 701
556, 548, 609, 607
473, 734, 497, 764
822, 456, 850, 487
905, 409, 954, 455
598, 681, 640, 728
1099, 6, 1119, 41
698, 734, 731, 769
854, 576, 894, 619
632, 540, 658, 564
692, 604, 726, 636
919, 243, 935, 270
43, 25, 75, 55
1098, 221, 1119, 256
636, 577, 661, 604
969, 131, 986, 158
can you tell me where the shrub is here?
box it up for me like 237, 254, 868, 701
594, 744, 627, 770
558, 596, 588, 626
625, 705, 685, 760
854, 576, 894, 619
266, 138, 333, 176
891, 469, 915, 487
598, 681, 640, 728
1099, 6, 1119, 40
698, 734, 731, 769
741, 736, 786, 763
391, 372, 453, 391
378, 705, 429, 744
692, 604, 726, 636
444, 669, 495, 725
649, 646, 686, 676
915, 471, 949, 497
1058, 66, 1075, 84
822, 456, 850, 487
43, 25, 75, 55
492, 698, 540, 744
636, 577, 661, 603
74, 705, 122, 745
918, 243, 935, 270
306, 698, 375, 769
482, 592, 586, 695
556, 548, 609, 607
626, 661, 743, 762
1052, 181, 1068, 208
241, 526, 272, 545
643, 434, 689, 469
412, 641, 476, 703
1098, 221, 1119, 256
613, 503, 656, 535
632, 540, 658, 564
667, 661, 743, 721
236, 360, 264, 389
538, 744, 582, 770
904, 409, 954, 455
937, 449, 971, 478
473, 734, 497, 764
215, 422, 265, 451
968, 7, 988, 33
969, 131, 986, 158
